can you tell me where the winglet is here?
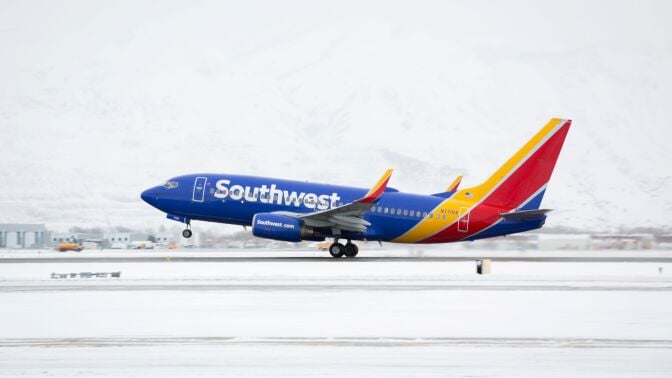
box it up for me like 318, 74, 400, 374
446, 175, 463, 192
357, 169, 393, 203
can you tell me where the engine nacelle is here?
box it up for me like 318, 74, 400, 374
251, 213, 324, 242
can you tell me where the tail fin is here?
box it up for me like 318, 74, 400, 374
460, 118, 571, 211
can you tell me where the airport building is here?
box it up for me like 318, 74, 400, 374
103, 233, 149, 244
51, 232, 100, 244
154, 232, 176, 244
0, 224, 48, 249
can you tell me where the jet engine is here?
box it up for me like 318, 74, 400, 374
251, 213, 325, 242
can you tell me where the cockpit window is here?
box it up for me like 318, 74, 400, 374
163, 181, 179, 189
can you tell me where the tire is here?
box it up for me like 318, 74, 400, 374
344, 243, 358, 257
182, 229, 193, 238
329, 243, 345, 258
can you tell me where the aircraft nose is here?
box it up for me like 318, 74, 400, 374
141, 186, 160, 206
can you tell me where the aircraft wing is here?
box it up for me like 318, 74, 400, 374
273, 169, 393, 232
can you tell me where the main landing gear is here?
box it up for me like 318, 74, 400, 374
182, 224, 192, 239
329, 239, 358, 258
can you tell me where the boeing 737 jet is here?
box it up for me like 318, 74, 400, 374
141, 118, 571, 257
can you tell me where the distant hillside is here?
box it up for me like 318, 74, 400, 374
0, 1, 670, 232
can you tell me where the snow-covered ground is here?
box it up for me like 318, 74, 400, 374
3, 247, 672, 260
1, 250, 671, 376
3, 343, 671, 378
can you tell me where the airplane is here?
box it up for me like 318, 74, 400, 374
141, 118, 571, 258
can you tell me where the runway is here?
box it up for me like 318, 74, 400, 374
1, 249, 671, 377
2, 248, 672, 263
4, 341, 670, 378
4, 256, 672, 263
3, 336, 670, 348
3, 284, 672, 292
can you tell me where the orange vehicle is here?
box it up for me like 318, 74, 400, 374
56, 242, 82, 252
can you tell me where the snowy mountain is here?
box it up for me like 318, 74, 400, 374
1, 1, 670, 232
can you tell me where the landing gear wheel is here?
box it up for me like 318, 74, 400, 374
344, 243, 359, 258
329, 242, 345, 258
182, 229, 193, 238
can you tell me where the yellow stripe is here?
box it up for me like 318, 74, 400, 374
393, 118, 564, 243
446, 175, 463, 191
362, 169, 393, 199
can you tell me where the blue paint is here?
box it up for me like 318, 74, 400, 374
141, 173, 553, 243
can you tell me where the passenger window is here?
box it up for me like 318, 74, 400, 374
384, 208, 389, 214
443, 214, 447, 220
403, 209, 408, 216
429, 213, 433, 218
409, 210, 414, 216
371, 206, 376, 212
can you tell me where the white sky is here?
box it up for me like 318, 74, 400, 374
1, 0, 671, 232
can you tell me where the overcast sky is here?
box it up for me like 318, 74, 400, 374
1, 0, 671, 232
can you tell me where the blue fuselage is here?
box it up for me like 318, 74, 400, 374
141, 173, 544, 243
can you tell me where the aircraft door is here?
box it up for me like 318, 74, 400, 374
192, 177, 207, 202
458, 207, 470, 233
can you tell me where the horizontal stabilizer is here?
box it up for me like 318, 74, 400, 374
500, 209, 551, 222
430, 191, 456, 199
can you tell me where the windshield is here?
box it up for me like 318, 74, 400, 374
163, 181, 179, 189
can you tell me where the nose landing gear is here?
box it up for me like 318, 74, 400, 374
329, 239, 358, 258
182, 223, 192, 238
